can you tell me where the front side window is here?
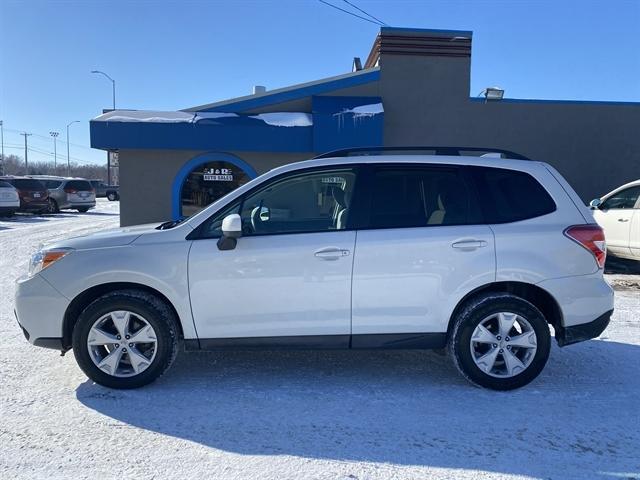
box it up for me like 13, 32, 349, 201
240, 168, 357, 235
601, 186, 640, 210
369, 166, 475, 228
197, 168, 358, 238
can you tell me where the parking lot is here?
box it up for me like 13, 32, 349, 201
1, 199, 638, 480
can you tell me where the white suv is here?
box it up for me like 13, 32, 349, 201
15, 152, 614, 390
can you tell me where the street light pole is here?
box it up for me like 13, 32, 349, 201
0, 120, 4, 175
20, 132, 32, 173
91, 70, 116, 111
66, 121, 80, 177
91, 70, 116, 184
49, 131, 59, 172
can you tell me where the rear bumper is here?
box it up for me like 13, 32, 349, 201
19, 201, 49, 212
555, 309, 613, 347
68, 201, 96, 208
537, 271, 614, 328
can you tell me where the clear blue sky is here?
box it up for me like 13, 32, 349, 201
1, 0, 639, 166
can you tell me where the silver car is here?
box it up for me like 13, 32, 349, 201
31, 176, 96, 213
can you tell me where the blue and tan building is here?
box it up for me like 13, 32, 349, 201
90, 27, 640, 226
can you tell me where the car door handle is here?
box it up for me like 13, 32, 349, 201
314, 247, 350, 260
451, 239, 487, 250
618, 218, 629, 222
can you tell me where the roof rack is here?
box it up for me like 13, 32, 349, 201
314, 146, 531, 161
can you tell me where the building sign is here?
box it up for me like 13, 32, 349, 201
109, 151, 119, 167
203, 167, 233, 182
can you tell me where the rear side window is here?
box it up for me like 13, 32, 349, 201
9, 179, 45, 190
44, 180, 63, 189
471, 167, 556, 223
65, 180, 92, 191
368, 166, 478, 228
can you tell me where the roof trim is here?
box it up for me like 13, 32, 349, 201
469, 97, 640, 106
183, 67, 380, 113
380, 26, 473, 37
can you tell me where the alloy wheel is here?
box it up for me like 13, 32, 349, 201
469, 311, 538, 378
87, 310, 158, 377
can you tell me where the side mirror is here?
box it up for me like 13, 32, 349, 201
589, 198, 602, 210
217, 214, 242, 251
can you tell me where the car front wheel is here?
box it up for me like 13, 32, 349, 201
72, 290, 179, 389
448, 293, 551, 390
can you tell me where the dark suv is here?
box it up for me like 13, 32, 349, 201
90, 180, 119, 201
1, 177, 49, 213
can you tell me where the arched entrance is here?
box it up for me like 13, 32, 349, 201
172, 153, 258, 219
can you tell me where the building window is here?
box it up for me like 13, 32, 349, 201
180, 161, 251, 217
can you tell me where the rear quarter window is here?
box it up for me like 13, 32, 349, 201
0, 180, 13, 188
470, 166, 556, 223
65, 180, 92, 190
9, 179, 46, 190
44, 180, 63, 188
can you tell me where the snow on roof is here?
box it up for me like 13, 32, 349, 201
92, 110, 312, 127
335, 102, 384, 118
249, 112, 313, 127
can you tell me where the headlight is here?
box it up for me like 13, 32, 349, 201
28, 248, 73, 277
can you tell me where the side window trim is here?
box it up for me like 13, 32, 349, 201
189, 164, 364, 240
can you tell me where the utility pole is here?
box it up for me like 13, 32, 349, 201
20, 132, 32, 174
0, 120, 4, 175
66, 121, 80, 177
49, 131, 59, 172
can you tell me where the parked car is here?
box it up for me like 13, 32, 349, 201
1, 176, 49, 213
589, 179, 640, 261
90, 180, 119, 201
30, 176, 96, 213
15, 151, 613, 390
0, 180, 21, 216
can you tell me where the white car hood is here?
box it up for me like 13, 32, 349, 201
45, 223, 161, 250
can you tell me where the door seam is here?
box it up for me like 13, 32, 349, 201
349, 230, 358, 344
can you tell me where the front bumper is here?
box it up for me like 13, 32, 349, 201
14, 274, 69, 349
555, 309, 613, 347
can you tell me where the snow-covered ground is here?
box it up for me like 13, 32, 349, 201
1, 199, 638, 480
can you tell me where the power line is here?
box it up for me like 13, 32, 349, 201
318, 0, 383, 26
2, 145, 99, 164
3, 126, 94, 151
342, 0, 389, 26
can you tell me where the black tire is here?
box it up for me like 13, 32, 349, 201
107, 192, 119, 201
77, 207, 89, 213
47, 198, 59, 214
72, 290, 179, 389
448, 293, 551, 391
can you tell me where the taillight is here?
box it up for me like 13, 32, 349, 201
65, 188, 77, 194
564, 224, 606, 268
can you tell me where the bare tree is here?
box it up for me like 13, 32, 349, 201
0, 154, 108, 181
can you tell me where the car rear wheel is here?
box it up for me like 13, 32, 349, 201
72, 290, 179, 389
448, 293, 551, 390
47, 198, 59, 214
107, 192, 119, 201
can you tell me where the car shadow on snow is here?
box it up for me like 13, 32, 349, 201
76, 339, 640, 478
